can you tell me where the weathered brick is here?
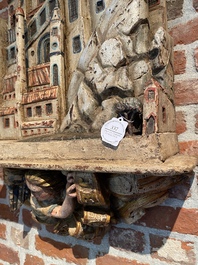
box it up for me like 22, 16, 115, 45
150, 234, 196, 264
0, 243, 20, 264
35, 235, 89, 265
174, 80, 198, 106
176, 110, 187, 134
96, 255, 149, 265
109, 226, 145, 253
167, 0, 184, 21
194, 47, 198, 71
0, 0, 7, 10
10, 227, 29, 249
0, 184, 6, 199
170, 17, 198, 45
22, 208, 41, 230
137, 206, 198, 236
0, 223, 6, 239
193, 0, 198, 11
0, 204, 19, 222
179, 140, 198, 157
24, 254, 45, 265
174, 50, 186, 75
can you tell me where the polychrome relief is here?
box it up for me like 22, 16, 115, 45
1, 0, 197, 241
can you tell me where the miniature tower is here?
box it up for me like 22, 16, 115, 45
50, 2, 66, 123
15, 5, 27, 138
15, 6, 27, 99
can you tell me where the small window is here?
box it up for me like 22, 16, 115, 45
51, 27, 58, 36
44, 39, 50, 62
148, 90, 155, 101
72, 35, 81, 54
68, 0, 78, 22
26, 107, 32, 117
53, 64, 58, 85
4, 118, 10, 128
30, 20, 37, 37
46, 103, 53, 115
96, 0, 105, 13
162, 107, 166, 123
38, 34, 50, 64
40, 9, 46, 26
35, 106, 42, 116
10, 47, 15, 59
146, 116, 155, 134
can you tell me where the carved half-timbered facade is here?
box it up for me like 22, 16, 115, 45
0, 0, 110, 139
0, 0, 172, 142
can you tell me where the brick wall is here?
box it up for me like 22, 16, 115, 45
0, 0, 198, 264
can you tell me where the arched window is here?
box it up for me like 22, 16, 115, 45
38, 34, 50, 64
43, 39, 50, 62
53, 64, 59, 86
146, 115, 155, 134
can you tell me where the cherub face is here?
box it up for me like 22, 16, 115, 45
26, 180, 54, 201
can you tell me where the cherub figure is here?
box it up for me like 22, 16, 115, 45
4, 168, 110, 240
24, 170, 77, 225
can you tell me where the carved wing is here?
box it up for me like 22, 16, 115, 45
4, 168, 30, 211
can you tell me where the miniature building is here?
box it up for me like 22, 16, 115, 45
0, 0, 111, 139
0, 0, 197, 240
0, 0, 196, 171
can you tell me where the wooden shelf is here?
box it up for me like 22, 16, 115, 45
0, 134, 196, 175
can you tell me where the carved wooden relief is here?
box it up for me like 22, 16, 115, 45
0, 0, 197, 240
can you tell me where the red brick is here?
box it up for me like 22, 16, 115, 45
0, 243, 20, 264
194, 47, 198, 71
22, 208, 41, 230
0, 184, 6, 199
109, 226, 145, 253
0, 223, 6, 239
137, 206, 198, 236
10, 227, 29, 249
170, 17, 198, 45
193, 0, 198, 11
179, 140, 198, 157
174, 50, 186, 75
0, 204, 19, 222
35, 235, 89, 265
96, 255, 149, 265
176, 111, 187, 134
150, 235, 196, 264
24, 254, 45, 265
0, 0, 7, 9
174, 79, 198, 106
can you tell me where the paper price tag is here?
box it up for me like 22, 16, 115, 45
101, 117, 128, 148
